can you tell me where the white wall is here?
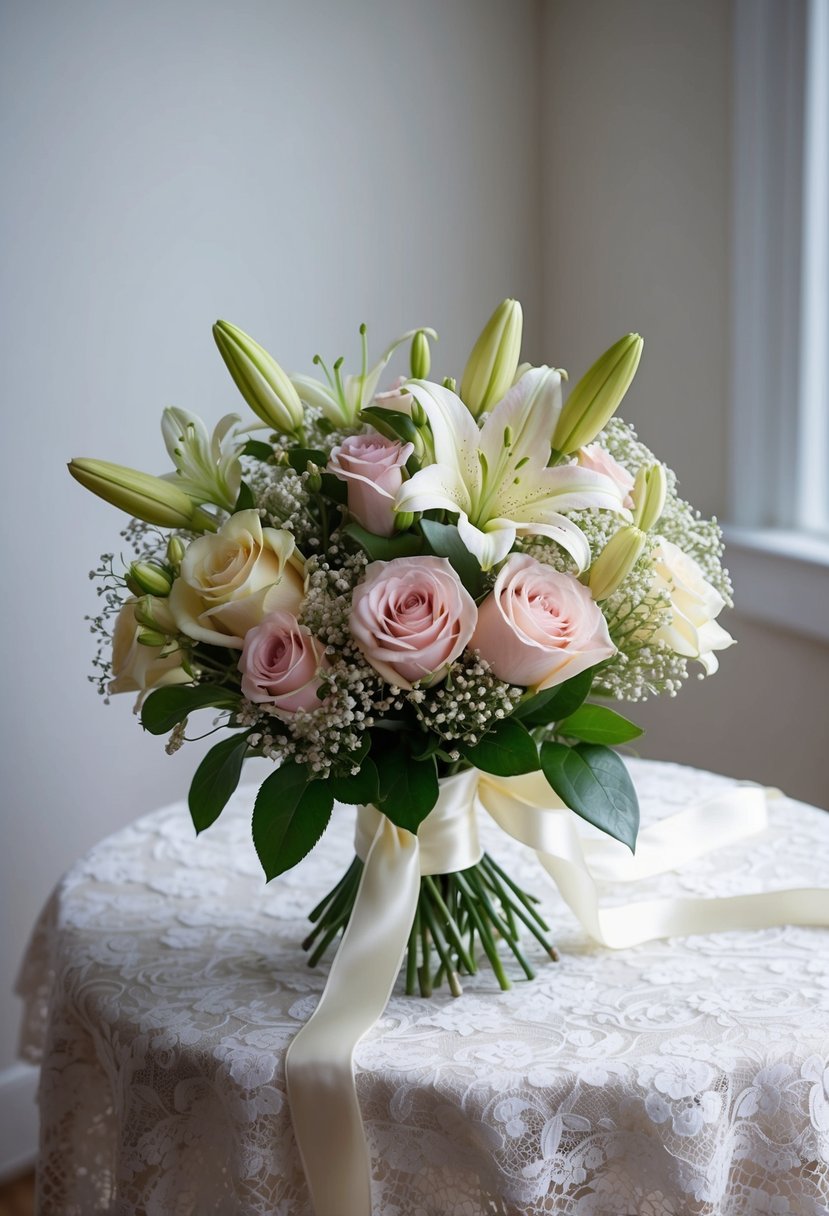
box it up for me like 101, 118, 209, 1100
0, 0, 543, 1107
541, 0, 829, 808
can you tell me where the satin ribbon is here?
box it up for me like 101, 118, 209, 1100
286, 770, 829, 1216
285, 770, 481, 1214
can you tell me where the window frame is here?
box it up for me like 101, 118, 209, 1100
728, 0, 829, 642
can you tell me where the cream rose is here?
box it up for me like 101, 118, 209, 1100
350, 556, 477, 688
651, 539, 735, 674
169, 509, 305, 649
238, 612, 329, 717
328, 431, 413, 537
577, 443, 635, 509
471, 553, 615, 689
108, 601, 190, 700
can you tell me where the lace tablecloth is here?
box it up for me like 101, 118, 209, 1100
16, 759, 829, 1216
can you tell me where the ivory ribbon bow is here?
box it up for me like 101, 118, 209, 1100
285, 769, 829, 1216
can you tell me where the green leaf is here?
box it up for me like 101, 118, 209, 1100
141, 684, 240, 735
319, 472, 348, 503
512, 668, 594, 726
558, 705, 643, 745
410, 733, 441, 761
329, 757, 380, 805
234, 480, 255, 511
374, 740, 439, 832
188, 732, 250, 833
359, 405, 421, 446
335, 732, 371, 772
459, 718, 540, 776
284, 447, 328, 473
243, 439, 275, 462
539, 742, 640, 852
344, 522, 423, 561
252, 763, 334, 880
420, 518, 485, 598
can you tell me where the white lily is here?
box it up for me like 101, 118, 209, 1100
161, 407, 245, 513
292, 326, 437, 427
394, 368, 629, 570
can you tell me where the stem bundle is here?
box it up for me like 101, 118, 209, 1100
303, 853, 558, 996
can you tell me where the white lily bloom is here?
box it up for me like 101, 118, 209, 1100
292, 327, 437, 426
394, 368, 629, 570
161, 407, 244, 513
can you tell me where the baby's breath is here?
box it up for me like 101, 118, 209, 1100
411, 653, 524, 745
86, 553, 123, 699
602, 417, 732, 602
522, 416, 731, 701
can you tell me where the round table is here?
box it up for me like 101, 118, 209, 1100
17, 759, 829, 1216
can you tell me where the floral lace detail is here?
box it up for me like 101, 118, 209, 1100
16, 760, 829, 1215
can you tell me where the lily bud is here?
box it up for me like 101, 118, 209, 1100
133, 594, 178, 633
128, 561, 172, 597
305, 461, 323, 493
394, 510, 416, 532
552, 334, 643, 455
136, 628, 167, 648
166, 535, 186, 568
588, 525, 647, 601
632, 462, 667, 532
460, 298, 523, 417
410, 330, 431, 380
213, 319, 304, 435
442, 376, 457, 393
68, 458, 205, 529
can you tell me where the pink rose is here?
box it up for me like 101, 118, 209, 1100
328, 431, 414, 537
577, 444, 635, 509
471, 553, 615, 690
372, 379, 414, 412
350, 556, 477, 688
238, 611, 329, 717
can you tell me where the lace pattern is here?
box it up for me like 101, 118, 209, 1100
16, 760, 829, 1215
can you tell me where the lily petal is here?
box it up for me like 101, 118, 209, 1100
478, 366, 563, 474
456, 513, 517, 570
490, 463, 628, 523
291, 374, 345, 424
405, 380, 482, 496
394, 461, 471, 516
513, 516, 592, 571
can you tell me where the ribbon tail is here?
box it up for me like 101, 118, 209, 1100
533, 845, 829, 948
286, 817, 420, 1216
481, 776, 829, 949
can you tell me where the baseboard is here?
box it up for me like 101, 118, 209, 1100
0, 1063, 38, 1182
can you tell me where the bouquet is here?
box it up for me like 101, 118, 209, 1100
70, 300, 734, 996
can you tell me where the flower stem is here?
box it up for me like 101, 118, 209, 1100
303, 852, 558, 995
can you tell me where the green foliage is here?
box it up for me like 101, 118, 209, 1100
512, 669, 594, 727
243, 438, 275, 462
188, 732, 250, 833
420, 518, 485, 598
557, 705, 643, 745
343, 522, 423, 561
252, 763, 334, 880
283, 447, 328, 472
234, 481, 256, 510
328, 758, 380, 806
141, 684, 240, 736
540, 742, 639, 851
373, 737, 439, 832
359, 405, 421, 447
460, 718, 539, 775
320, 472, 348, 503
